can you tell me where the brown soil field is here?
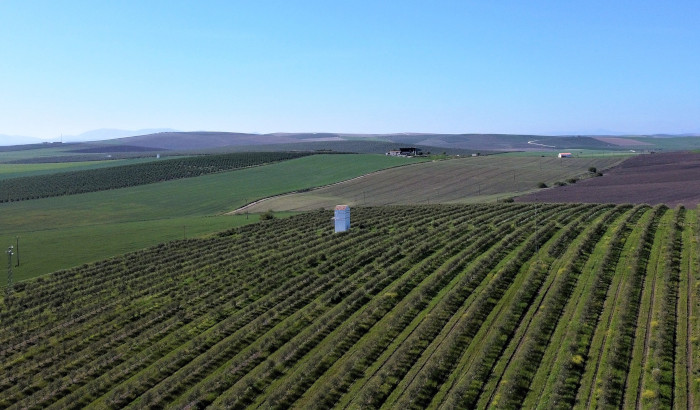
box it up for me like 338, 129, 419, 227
517, 152, 700, 207
236, 155, 623, 212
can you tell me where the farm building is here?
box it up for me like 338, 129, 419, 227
558, 152, 573, 158
386, 147, 419, 156
334, 205, 350, 232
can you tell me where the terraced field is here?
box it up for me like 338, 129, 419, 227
0, 204, 697, 408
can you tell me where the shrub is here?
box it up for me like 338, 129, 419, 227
554, 181, 567, 187
566, 178, 577, 184
260, 210, 275, 220
589, 167, 597, 173
537, 182, 548, 188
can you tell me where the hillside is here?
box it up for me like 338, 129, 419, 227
6, 133, 700, 165
240, 155, 625, 212
84, 132, 632, 152
0, 154, 413, 281
0, 152, 313, 203
518, 152, 700, 207
0, 204, 697, 408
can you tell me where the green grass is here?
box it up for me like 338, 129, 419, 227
1, 214, 278, 283
0, 157, 162, 180
675, 209, 696, 410
634, 136, 700, 151
575, 209, 655, 408
0, 154, 413, 281
623, 211, 675, 408
0, 146, 73, 162
524, 207, 639, 408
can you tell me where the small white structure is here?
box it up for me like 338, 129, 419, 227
334, 205, 350, 233
558, 152, 572, 158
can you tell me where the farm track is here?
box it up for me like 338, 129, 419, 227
0, 203, 697, 409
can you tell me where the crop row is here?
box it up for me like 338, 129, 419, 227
0, 151, 312, 203
0, 203, 696, 408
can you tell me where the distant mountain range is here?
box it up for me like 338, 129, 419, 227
64, 128, 180, 142
1, 129, 700, 149
0, 128, 179, 146
0, 134, 46, 146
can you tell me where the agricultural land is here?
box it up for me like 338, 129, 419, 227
519, 152, 700, 207
0, 153, 416, 281
239, 155, 623, 212
0, 204, 697, 408
1, 132, 700, 409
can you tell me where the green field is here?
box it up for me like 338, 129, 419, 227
0, 204, 696, 408
242, 155, 624, 212
0, 154, 416, 281
0, 152, 312, 203
0, 158, 162, 180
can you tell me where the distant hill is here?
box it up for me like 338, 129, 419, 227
88, 132, 638, 152
5, 131, 700, 155
0, 134, 45, 146
64, 128, 179, 142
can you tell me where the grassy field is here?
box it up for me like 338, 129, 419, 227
0, 146, 74, 162
241, 155, 625, 212
0, 204, 695, 408
0, 154, 415, 281
0, 157, 161, 180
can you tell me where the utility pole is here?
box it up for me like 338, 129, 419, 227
535, 203, 539, 258
6, 246, 14, 299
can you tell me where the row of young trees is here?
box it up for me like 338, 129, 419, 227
0, 152, 312, 203
0, 203, 696, 408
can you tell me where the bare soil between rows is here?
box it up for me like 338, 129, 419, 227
517, 152, 700, 207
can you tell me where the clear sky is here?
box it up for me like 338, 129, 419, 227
1, 0, 699, 139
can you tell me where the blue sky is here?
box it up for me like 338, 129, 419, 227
1, 0, 699, 139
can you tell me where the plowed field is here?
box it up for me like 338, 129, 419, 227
518, 152, 700, 207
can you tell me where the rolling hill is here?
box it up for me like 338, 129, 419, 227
239, 155, 625, 212
0, 154, 415, 281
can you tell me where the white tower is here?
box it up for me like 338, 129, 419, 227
334, 205, 350, 233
